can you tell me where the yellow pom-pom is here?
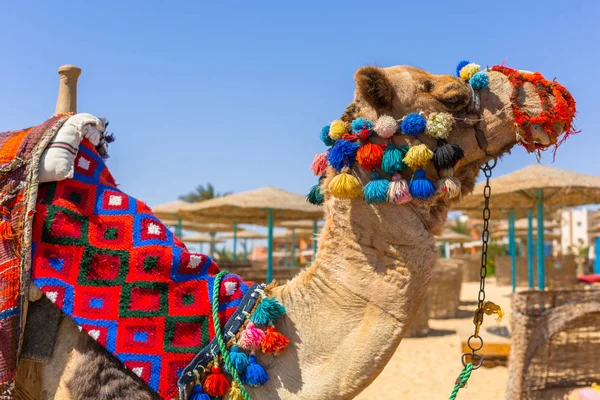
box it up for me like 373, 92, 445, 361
226, 382, 244, 400
459, 63, 481, 81
403, 142, 433, 170
328, 167, 362, 198
329, 120, 348, 140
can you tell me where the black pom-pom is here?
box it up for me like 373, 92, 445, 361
433, 139, 464, 170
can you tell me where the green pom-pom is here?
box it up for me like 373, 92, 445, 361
306, 183, 324, 205
250, 297, 286, 325
381, 144, 409, 175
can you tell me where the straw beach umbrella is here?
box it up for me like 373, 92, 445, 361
280, 220, 324, 263
435, 230, 473, 258
457, 164, 600, 290
182, 233, 223, 254
220, 230, 267, 261
153, 200, 193, 237
181, 187, 323, 282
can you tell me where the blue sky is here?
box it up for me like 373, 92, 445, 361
0, 0, 598, 208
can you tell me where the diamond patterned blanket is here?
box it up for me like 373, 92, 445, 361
31, 139, 256, 399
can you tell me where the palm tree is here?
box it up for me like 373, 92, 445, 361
449, 217, 469, 235
178, 183, 231, 202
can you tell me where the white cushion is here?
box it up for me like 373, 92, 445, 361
39, 113, 105, 183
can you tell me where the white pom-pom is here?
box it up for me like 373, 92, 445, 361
373, 115, 398, 138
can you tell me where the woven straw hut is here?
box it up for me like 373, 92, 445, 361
427, 259, 464, 319
404, 295, 429, 338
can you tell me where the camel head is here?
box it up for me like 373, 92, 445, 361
310, 62, 576, 233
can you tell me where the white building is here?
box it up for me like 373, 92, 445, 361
560, 208, 592, 256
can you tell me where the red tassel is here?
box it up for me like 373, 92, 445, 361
356, 143, 383, 171
202, 365, 230, 397
261, 326, 290, 355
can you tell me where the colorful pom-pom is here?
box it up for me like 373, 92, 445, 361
459, 63, 481, 81
261, 326, 290, 355
364, 173, 390, 204
310, 153, 328, 176
203, 365, 230, 397
228, 346, 249, 373
373, 115, 398, 138
320, 126, 335, 147
306, 183, 324, 206
356, 143, 383, 171
242, 355, 269, 387
328, 167, 363, 199
190, 384, 211, 400
251, 296, 286, 326
469, 71, 489, 89
387, 174, 412, 204
401, 113, 427, 136
433, 139, 464, 170
456, 60, 471, 77
425, 112, 454, 139
381, 144, 409, 175
328, 120, 348, 141
226, 381, 244, 400
239, 322, 265, 351
328, 140, 360, 171
437, 176, 462, 199
351, 118, 373, 141
409, 169, 436, 199
403, 142, 433, 170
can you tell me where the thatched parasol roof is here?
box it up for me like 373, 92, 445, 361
435, 230, 474, 243
220, 230, 267, 240
456, 164, 600, 212
180, 187, 322, 224
274, 228, 315, 240
182, 233, 223, 243
279, 220, 324, 229
494, 219, 559, 231
589, 223, 600, 235
492, 229, 562, 240
152, 200, 193, 220
161, 219, 231, 233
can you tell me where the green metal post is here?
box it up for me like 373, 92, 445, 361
175, 217, 182, 239
199, 243, 203, 254
290, 228, 296, 267
536, 189, 545, 290
210, 231, 215, 259
243, 239, 249, 262
444, 242, 450, 259
267, 209, 274, 283
232, 222, 238, 261
313, 221, 318, 259
527, 209, 534, 289
508, 211, 516, 293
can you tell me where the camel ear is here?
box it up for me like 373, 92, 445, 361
354, 66, 393, 109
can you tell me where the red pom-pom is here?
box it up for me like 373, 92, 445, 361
202, 365, 230, 397
310, 153, 328, 176
261, 326, 290, 355
356, 143, 383, 171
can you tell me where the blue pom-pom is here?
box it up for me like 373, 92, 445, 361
401, 113, 426, 136
250, 297, 286, 325
364, 173, 390, 204
229, 346, 249, 373
190, 384, 211, 400
456, 60, 470, 77
321, 125, 335, 147
410, 169, 436, 199
242, 355, 269, 387
351, 118, 373, 134
469, 71, 489, 90
328, 140, 360, 171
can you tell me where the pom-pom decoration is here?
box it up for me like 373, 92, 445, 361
320, 126, 335, 147
364, 173, 390, 204
228, 346, 249, 374
351, 118, 373, 141
328, 120, 348, 141
373, 115, 399, 138
387, 174, 412, 204
425, 112, 454, 139
239, 322, 265, 351
437, 176, 462, 199
328, 140, 360, 171
356, 143, 383, 171
261, 326, 290, 355
190, 384, 211, 400
202, 364, 230, 397
469, 71, 489, 90
381, 144, 409, 175
328, 167, 363, 199
251, 296, 286, 326
310, 153, 328, 176
456, 60, 471, 77
433, 139, 464, 170
459, 63, 481, 81
306, 181, 324, 206
409, 169, 436, 200
401, 113, 427, 136
242, 354, 269, 387
226, 381, 244, 400
403, 142, 433, 170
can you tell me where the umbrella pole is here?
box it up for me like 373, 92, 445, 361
536, 189, 545, 290
313, 221, 318, 259
444, 241, 450, 259
267, 209, 274, 284
199, 243, 203, 254
175, 217, 182, 239
210, 231, 215, 259
508, 211, 516, 293
594, 236, 600, 274
244, 239, 249, 262
290, 228, 296, 267
527, 209, 534, 289
232, 222, 238, 261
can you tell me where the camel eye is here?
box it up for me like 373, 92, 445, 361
423, 80, 434, 92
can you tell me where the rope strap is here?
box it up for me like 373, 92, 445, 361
212, 270, 252, 400
448, 363, 473, 400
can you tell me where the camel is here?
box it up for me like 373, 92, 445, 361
15, 62, 574, 400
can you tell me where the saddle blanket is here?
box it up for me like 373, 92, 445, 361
30, 139, 257, 399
